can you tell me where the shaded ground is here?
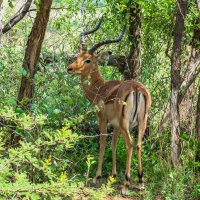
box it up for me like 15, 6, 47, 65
105, 195, 137, 200
87, 177, 164, 200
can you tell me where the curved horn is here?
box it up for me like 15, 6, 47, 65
88, 25, 126, 53
80, 18, 103, 51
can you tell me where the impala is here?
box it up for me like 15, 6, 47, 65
67, 20, 151, 195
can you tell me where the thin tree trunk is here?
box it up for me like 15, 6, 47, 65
196, 0, 200, 11
194, 25, 200, 144
195, 86, 200, 171
17, 0, 52, 106
0, 0, 3, 44
170, 0, 187, 168
157, 24, 200, 136
124, 3, 141, 80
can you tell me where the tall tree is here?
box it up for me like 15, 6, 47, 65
194, 0, 200, 173
11, 0, 52, 145
125, 3, 142, 79
170, 0, 187, 167
17, 0, 52, 107
195, 86, 200, 167
0, 0, 3, 44
125, 2, 141, 80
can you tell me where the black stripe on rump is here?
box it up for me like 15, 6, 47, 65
132, 89, 138, 121
122, 93, 130, 117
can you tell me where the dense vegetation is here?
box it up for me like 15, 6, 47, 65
0, 0, 199, 199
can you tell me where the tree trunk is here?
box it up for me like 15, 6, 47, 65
194, 25, 200, 142
124, 3, 141, 80
17, 0, 52, 107
170, 0, 187, 168
196, 0, 200, 11
11, 0, 52, 145
195, 86, 200, 172
0, 0, 3, 44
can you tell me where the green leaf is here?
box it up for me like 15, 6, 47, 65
8, 0, 14, 8
53, 109, 61, 114
8, 98, 17, 106
18, 67, 29, 77
34, 0, 41, 11
66, 97, 73, 105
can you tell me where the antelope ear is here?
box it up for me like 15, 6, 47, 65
97, 51, 112, 63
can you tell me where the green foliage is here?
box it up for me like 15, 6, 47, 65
8, 0, 14, 8
0, 106, 115, 199
0, 0, 199, 199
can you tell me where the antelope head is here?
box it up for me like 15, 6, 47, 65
67, 19, 126, 77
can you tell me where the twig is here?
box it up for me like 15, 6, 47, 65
28, 7, 69, 12
0, 121, 27, 141
2, 0, 32, 34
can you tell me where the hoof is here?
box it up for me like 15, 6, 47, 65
121, 180, 130, 196
111, 174, 116, 178
138, 182, 145, 190
92, 177, 97, 184
121, 185, 129, 196
93, 176, 102, 186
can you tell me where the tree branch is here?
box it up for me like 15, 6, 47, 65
157, 63, 199, 135
1, 0, 32, 34
179, 66, 200, 101
28, 7, 69, 12
41, 51, 127, 73
157, 57, 200, 135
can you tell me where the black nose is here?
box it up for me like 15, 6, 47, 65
67, 67, 73, 73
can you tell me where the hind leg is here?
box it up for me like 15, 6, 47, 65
137, 114, 147, 190
120, 128, 133, 195
111, 128, 120, 177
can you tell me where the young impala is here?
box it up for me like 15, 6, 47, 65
67, 20, 151, 195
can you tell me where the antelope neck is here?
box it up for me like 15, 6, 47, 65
81, 66, 105, 104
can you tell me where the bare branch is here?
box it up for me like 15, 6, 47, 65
1, 0, 32, 34
156, 112, 171, 135
180, 68, 200, 99
28, 7, 69, 12
157, 59, 200, 135
157, 57, 200, 134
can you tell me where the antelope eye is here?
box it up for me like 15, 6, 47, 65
84, 59, 91, 64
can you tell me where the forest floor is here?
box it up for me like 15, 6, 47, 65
87, 178, 164, 200
105, 194, 163, 200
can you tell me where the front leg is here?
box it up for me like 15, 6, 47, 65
94, 117, 107, 183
